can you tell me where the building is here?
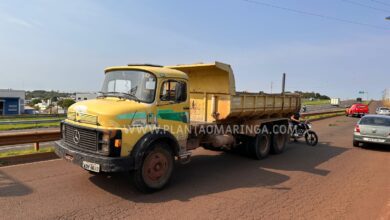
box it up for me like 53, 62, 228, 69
0, 89, 25, 115
75, 92, 97, 102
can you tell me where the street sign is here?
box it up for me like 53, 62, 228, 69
359, 91, 365, 94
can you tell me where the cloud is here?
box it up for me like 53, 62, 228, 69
1, 14, 36, 28
6, 17, 34, 28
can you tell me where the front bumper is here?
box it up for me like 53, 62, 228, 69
54, 140, 134, 172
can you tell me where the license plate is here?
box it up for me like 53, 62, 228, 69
82, 161, 100, 173
363, 138, 385, 143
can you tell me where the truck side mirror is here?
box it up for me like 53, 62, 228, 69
175, 82, 187, 102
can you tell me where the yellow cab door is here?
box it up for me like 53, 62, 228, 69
157, 78, 190, 150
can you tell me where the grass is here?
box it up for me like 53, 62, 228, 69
0, 122, 60, 131
0, 146, 54, 158
0, 117, 65, 122
302, 99, 331, 106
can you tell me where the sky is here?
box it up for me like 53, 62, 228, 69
0, 0, 389, 99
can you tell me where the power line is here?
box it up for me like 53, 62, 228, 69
340, 0, 390, 13
241, 0, 389, 30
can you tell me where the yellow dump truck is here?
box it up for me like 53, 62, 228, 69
55, 62, 301, 192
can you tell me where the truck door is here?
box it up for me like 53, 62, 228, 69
157, 79, 190, 148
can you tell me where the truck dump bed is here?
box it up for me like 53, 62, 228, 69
167, 62, 301, 124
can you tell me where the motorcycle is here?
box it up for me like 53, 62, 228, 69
290, 120, 318, 146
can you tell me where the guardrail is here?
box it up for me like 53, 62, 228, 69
0, 130, 61, 151
301, 109, 345, 117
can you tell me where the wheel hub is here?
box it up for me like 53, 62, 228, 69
144, 152, 168, 182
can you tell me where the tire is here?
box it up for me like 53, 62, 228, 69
305, 131, 318, 146
131, 143, 174, 193
271, 132, 288, 154
248, 133, 271, 160
353, 140, 360, 147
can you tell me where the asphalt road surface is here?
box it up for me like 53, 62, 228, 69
0, 102, 389, 219
305, 100, 356, 113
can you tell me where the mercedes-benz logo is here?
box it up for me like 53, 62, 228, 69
73, 130, 81, 144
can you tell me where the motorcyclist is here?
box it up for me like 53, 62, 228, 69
290, 111, 302, 139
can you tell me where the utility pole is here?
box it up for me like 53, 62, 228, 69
270, 81, 273, 93
282, 73, 286, 94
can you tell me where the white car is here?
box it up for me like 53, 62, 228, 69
376, 107, 390, 115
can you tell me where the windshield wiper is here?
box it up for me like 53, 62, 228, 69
98, 91, 140, 102
121, 92, 141, 103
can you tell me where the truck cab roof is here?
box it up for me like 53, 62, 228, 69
104, 64, 189, 80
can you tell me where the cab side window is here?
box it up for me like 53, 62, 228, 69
160, 80, 187, 102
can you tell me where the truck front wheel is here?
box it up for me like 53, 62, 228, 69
131, 143, 174, 193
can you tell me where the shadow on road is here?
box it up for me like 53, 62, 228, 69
360, 144, 390, 153
260, 141, 348, 176
90, 152, 290, 202
89, 140, 347, 203
0, 170, 32, 197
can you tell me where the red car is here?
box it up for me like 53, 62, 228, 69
346, 103, 369, 117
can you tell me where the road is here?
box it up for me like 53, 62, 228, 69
0, 102, 389, 219
305, 100, 356, 113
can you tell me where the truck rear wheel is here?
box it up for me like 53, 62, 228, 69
249, 133, 271, 160
271, 132, 288, 154
131, 143, 174, 193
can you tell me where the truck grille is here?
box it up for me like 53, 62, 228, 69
64, 124, 98, 152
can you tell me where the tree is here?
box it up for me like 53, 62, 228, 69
293, 91, 330, 100
29, 98, 42, 107
58, 99, 75, 110
51, 96, 58, 102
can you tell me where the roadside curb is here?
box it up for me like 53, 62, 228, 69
0, 152, 58, 167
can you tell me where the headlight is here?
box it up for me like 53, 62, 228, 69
98, 130, 122, 156
102, 132, 110, 142
101, 143, 110, 153
100, 132, 111, 153
307, 124, 312, 129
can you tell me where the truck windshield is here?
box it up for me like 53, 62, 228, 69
100, 70, 156, 103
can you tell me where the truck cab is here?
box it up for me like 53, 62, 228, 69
55, 62, 300, 192
55, 64, 191, 191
